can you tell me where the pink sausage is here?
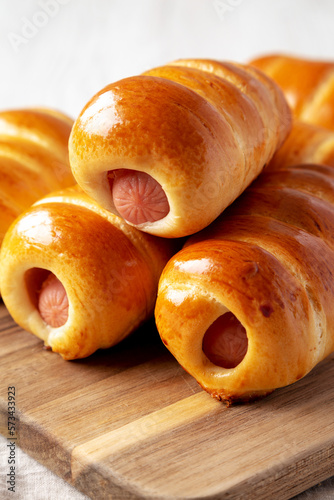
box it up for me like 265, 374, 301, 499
110, 169, 170, 225
202, 312, 248, 368
38, 273, 69, 328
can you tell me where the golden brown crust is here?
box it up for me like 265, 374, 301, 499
0, 187, 178, 360
268, 120, 334, 170
69, 59, 291, 237
252, 164, 334, 203
250, 54, 334, 130
0, 108, 75, 246
155, 163, 334, 402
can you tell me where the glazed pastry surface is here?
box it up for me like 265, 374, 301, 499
69, 59, 291, 237
0, 186, 177, 360
0, 108, 75, 247
268, 120, 334, 170
250, 54, 334, 131
155, 162, 334, 403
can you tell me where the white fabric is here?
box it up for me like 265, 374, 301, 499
0, 434, 88, 499
0, 0, 334, 498
295, 478, 334, 500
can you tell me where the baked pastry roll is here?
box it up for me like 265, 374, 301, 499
0, 108, 75, 247
250, 54, 334, 131
0, 186, 177, 360
155, 162, 334, 403
269, 120, 334, 170
69, 59, 291, 238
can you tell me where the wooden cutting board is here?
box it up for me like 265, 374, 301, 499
0, 303, 334, 500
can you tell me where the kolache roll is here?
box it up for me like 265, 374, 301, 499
69, 59, 291, 238
155, 162, 334, 404
0, 108, 75, 247
0, 186, 177, 360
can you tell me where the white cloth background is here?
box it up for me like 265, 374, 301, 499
1, 0, 334, 498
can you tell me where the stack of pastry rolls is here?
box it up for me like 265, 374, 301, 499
0, 58, 290, 363
2, 55, 334, 404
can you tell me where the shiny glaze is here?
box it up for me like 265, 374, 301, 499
269, 121, 334, 170
0, 109, 75, 245
227, 185, 334, 248
251, 54, 334, 130
0, 187, 177, 360
69, 59, 291, 237
156, 163, 334, 402
145, 64, 268, 163
171, 59, 290, 147
253, 165, 334, 203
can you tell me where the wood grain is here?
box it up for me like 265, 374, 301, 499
0, 303, 334, 499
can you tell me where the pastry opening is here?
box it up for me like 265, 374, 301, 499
25, 268, 69, 328
202, 312, 248, 369
108, 169, 170, 225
